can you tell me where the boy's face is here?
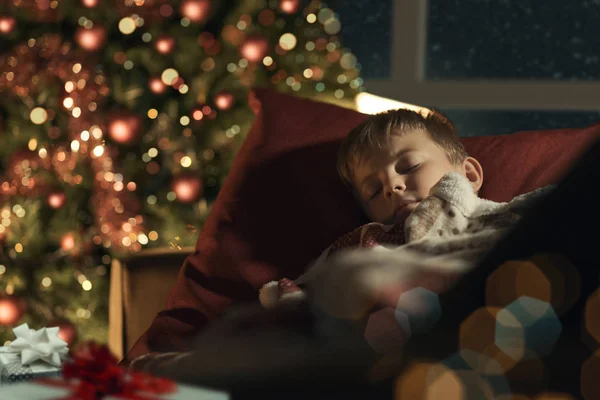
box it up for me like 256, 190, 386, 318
352, 131, 477, 225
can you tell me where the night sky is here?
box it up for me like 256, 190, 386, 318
331, 0, 600, 136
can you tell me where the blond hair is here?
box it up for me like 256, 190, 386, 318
337, 108, 468, 187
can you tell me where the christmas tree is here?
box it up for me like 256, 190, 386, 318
0, 0, 363, 346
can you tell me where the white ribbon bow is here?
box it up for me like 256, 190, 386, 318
0, 323, 69, 371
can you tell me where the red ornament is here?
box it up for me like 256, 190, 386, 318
180, 0, 211, 23
155, 35, 175, 55
171, 174, 203, 203
240, 35, 270, 63
0, 16, 16, 34
74, 25, 107, 52
108, 112, 142, 145
214, 91, 235, 111
60, 232, 76, 252
278, 0, 300, 14
81, 0, 100, 7
0, 297, 22, 326
48, 317, 78, 347
48, 191, 67, 209
149, 77, 167, 94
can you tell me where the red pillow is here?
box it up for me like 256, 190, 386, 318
463, 126, 600, 202
123, 88, 600, 363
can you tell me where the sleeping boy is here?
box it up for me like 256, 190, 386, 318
260, 108, 552, 315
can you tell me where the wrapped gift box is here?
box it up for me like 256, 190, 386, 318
0, 323, 69, 386
0, 378, 230, 399
0, 357, 61, 385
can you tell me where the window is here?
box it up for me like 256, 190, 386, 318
335, 0, 600, 134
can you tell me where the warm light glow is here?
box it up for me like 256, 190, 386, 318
61, 234, 75, 251
118, 17, 136, 34
138, 233, 149, 245
147, 109, 158, 119
279, 33, 297, 51
48, 192, 66, 209
0, 16, 16, 34
0, 298, 20, 325
161, 68, 179, 85
180, 156, 192, 167
263, 56, 273, 66
63, 97, 74, 109
355, 92, 430, 115
82, 280, 92, 291
92, 145, 105, 157
30, 107, 48, 125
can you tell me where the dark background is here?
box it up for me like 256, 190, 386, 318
330, 0, 600, 137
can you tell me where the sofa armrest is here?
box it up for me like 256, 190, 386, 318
108, 247, 194, 359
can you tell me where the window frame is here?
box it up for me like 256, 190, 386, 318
362, 0, 600, 111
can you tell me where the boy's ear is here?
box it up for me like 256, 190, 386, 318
462, 157, 484, 193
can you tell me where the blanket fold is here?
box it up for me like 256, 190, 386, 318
260, 172, 554, 309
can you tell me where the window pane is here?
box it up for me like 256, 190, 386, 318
332, 0, 393, 79
426, 0, 600, 80
437, 109, 600, 137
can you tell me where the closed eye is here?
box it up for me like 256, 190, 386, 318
368, 187, 382, 200
400, 163, 420, 174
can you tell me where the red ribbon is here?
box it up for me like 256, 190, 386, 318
35, 342, 177, 400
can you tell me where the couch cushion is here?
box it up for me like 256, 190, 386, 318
462, 127, 600, 202
123, 88, 600, 363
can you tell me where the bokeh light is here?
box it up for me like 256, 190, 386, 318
495, 296, 561, 361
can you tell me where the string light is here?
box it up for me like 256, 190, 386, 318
0, 0, 365, 347
118, 17, 136, 34
161, 68, 179, 85
180, 156, 192, 167
279, 33, 297, 50
30, 107, 48, 124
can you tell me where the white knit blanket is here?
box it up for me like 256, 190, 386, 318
260, 172, 553, 311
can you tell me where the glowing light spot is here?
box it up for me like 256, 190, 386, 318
180, 156, 192, 167
147, 108, 158, 119
118, 17, 136, 35
161, 68, 179, 85
30, 107, 48, 125
279, 33, 297, 51
92, 145, 104, 157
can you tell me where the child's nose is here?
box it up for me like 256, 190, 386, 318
385, 184, 405, 198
